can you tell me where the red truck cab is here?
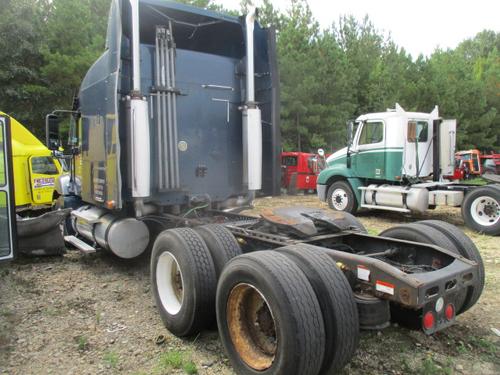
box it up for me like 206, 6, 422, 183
281, 152, 326, 194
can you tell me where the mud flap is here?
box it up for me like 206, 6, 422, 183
17, 209, 71, 256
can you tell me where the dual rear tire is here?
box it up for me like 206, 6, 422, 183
217, 246, 359, 375
151, 226, 360, 374
151, 225, 241, 336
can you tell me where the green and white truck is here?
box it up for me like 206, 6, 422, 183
317, 104, 500, 235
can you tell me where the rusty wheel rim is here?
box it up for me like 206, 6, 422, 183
227, 283, 277, 371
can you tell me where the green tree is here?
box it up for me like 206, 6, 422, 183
278, 0, 321, 151
0, 0, 47, 136
40, 0, 109, 110
335, 15, 384, 114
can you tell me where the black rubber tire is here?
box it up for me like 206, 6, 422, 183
151, 228, 217, 337
216, 251, 325, 375
461, 186, 500, 235
380, 223, 457, 249
379, 223, 467, 313
484, 184, 500, 192
327, 180, 358, 214
275, 244, 359, 374
416, 220, 484, 313
195, 224, 242, 278
354, 293, 390, 330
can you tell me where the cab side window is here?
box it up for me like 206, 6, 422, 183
359, 121, 384, 145
31, 156, 58, 175
407, 121, 428, 142
282, 156, 297, 166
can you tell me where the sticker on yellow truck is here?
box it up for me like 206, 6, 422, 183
33, 177, 55, 188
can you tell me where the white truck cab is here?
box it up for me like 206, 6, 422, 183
317, 104, 500, 235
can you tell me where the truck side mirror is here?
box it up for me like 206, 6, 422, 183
347, 121, 354, 146
46, 114, 61, 151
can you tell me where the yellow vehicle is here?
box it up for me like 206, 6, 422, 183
1, 113, 69, 258
2, 112, 63, 212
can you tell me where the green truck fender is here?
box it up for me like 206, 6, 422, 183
316, 166, 363, 204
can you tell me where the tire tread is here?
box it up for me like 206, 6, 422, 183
276, 244, 359, 373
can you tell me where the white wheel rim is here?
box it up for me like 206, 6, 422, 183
332, 188, 349, 211
470, 196, 500, 227
156, 252, 184, 315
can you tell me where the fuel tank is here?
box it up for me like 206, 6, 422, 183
364, 184, 429, 213
73, 206, 149, 259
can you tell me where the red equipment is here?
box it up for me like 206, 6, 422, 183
481, 153, 500, 175
281, 152, 326, 194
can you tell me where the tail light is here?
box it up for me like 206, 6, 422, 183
423, 311, 435, 330
445, 303, 455, 321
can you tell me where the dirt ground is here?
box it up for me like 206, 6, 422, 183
1, 195, 499, 375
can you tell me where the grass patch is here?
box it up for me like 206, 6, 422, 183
45, 307, 59, 317
456, 341, 468, 355
75, 335, 89, 351
183, 361, 198, 374
0, 308, 14, 318
461, 177, 487, 185
160, 350, 184, 368
103, 351, 119, 368
469, 336, 499, 362
417, 357, 452, 375
157, 350, 198, 374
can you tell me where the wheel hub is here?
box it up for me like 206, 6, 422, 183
332, 188, 348, 211
226, 283, 277, 370
470, 196, 500, 226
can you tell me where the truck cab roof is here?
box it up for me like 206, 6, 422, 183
0, 112, 51, 157
356, 103, 439, 122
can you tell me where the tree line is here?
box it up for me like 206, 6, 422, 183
1, 0, 498, 152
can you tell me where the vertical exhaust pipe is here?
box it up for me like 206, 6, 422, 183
129, 0, 150, 215
242, 7, 262, 191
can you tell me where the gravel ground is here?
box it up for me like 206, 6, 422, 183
1, 195, 499, 375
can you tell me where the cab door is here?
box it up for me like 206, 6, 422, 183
404, 119, 432, 177
28, 155, 59, 205
0, 115, 17, 261
352, 120, 386, 179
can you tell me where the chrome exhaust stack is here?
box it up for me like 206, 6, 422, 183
242, 7, 262, 192
128, 0, 150, 216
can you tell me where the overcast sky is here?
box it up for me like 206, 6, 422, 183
217, 0, 500, 58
